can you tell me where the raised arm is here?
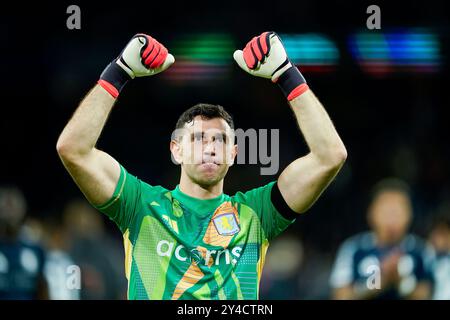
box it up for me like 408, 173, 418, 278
278, 90, 346, 213
56, 34, 174, 205
56, 85, 120, 205
234, 31, 346, 214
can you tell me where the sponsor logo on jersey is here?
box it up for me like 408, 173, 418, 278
156, 240, 242, 266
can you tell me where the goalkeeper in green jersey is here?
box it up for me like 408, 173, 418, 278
56, 32, 347, 300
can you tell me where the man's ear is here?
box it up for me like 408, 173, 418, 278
170, 139, 182, 165
228, 144, 238, 166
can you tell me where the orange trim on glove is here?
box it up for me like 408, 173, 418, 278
287, 83, 309, 101
97, 79, 119, 98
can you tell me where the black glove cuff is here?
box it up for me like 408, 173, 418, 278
276, 66, 307, 99
99, 61, 132, 95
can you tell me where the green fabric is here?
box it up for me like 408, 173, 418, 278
94, 165, 295, 300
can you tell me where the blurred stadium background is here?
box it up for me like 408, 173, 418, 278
1, 0, 449, 299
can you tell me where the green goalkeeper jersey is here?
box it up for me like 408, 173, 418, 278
94, 165, 295, 300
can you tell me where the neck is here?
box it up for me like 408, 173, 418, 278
375, 233, 402, 247
179, 171, 224, 199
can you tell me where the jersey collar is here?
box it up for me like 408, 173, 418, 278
172, 185, 226, 217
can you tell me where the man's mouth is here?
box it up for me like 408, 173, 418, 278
200, 159, 220, 169
201, 158, 219, 165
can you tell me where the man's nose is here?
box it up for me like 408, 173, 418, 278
203, 140, 216, 155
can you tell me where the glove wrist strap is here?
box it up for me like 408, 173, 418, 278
276, 66, 309, 101
98, 61, 132, 98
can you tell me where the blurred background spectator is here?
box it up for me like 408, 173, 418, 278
329, 179, 433, 299
427, 206, 450, 300
41, 216, 80, 300
260, 234, 304, 299
61, 199, 127, 299
0, 187, 48, 299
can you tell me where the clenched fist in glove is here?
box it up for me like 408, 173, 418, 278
98, 34, 175, 98
233, 32, 309, 101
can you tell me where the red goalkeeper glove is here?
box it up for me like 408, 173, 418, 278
233, 31, 309, 101
98, 33, 175, 98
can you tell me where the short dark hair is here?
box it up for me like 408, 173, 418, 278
430, 203, 450, 230
370, 178, 411, 203
175, 103, 234, 130
432, 214, 450, 230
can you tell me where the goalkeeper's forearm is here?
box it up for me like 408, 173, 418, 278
56, 84, 115, 159
289, 90, 347, 167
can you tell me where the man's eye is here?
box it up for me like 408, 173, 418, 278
192, 133, 203, 141
214, 134, 226, 143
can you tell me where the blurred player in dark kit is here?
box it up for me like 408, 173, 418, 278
428, 213, 450, 299
330, 179, 433, 299
0, 187, 48, 299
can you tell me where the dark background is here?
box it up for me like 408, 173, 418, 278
1, 0, 449, 298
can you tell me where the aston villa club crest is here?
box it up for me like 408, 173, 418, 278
212, 213, 240, 236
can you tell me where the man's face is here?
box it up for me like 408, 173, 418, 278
170, 116, 238, 187
429, 223, 450, 253
368, 191, 412, 244
0, 188, 26, 235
